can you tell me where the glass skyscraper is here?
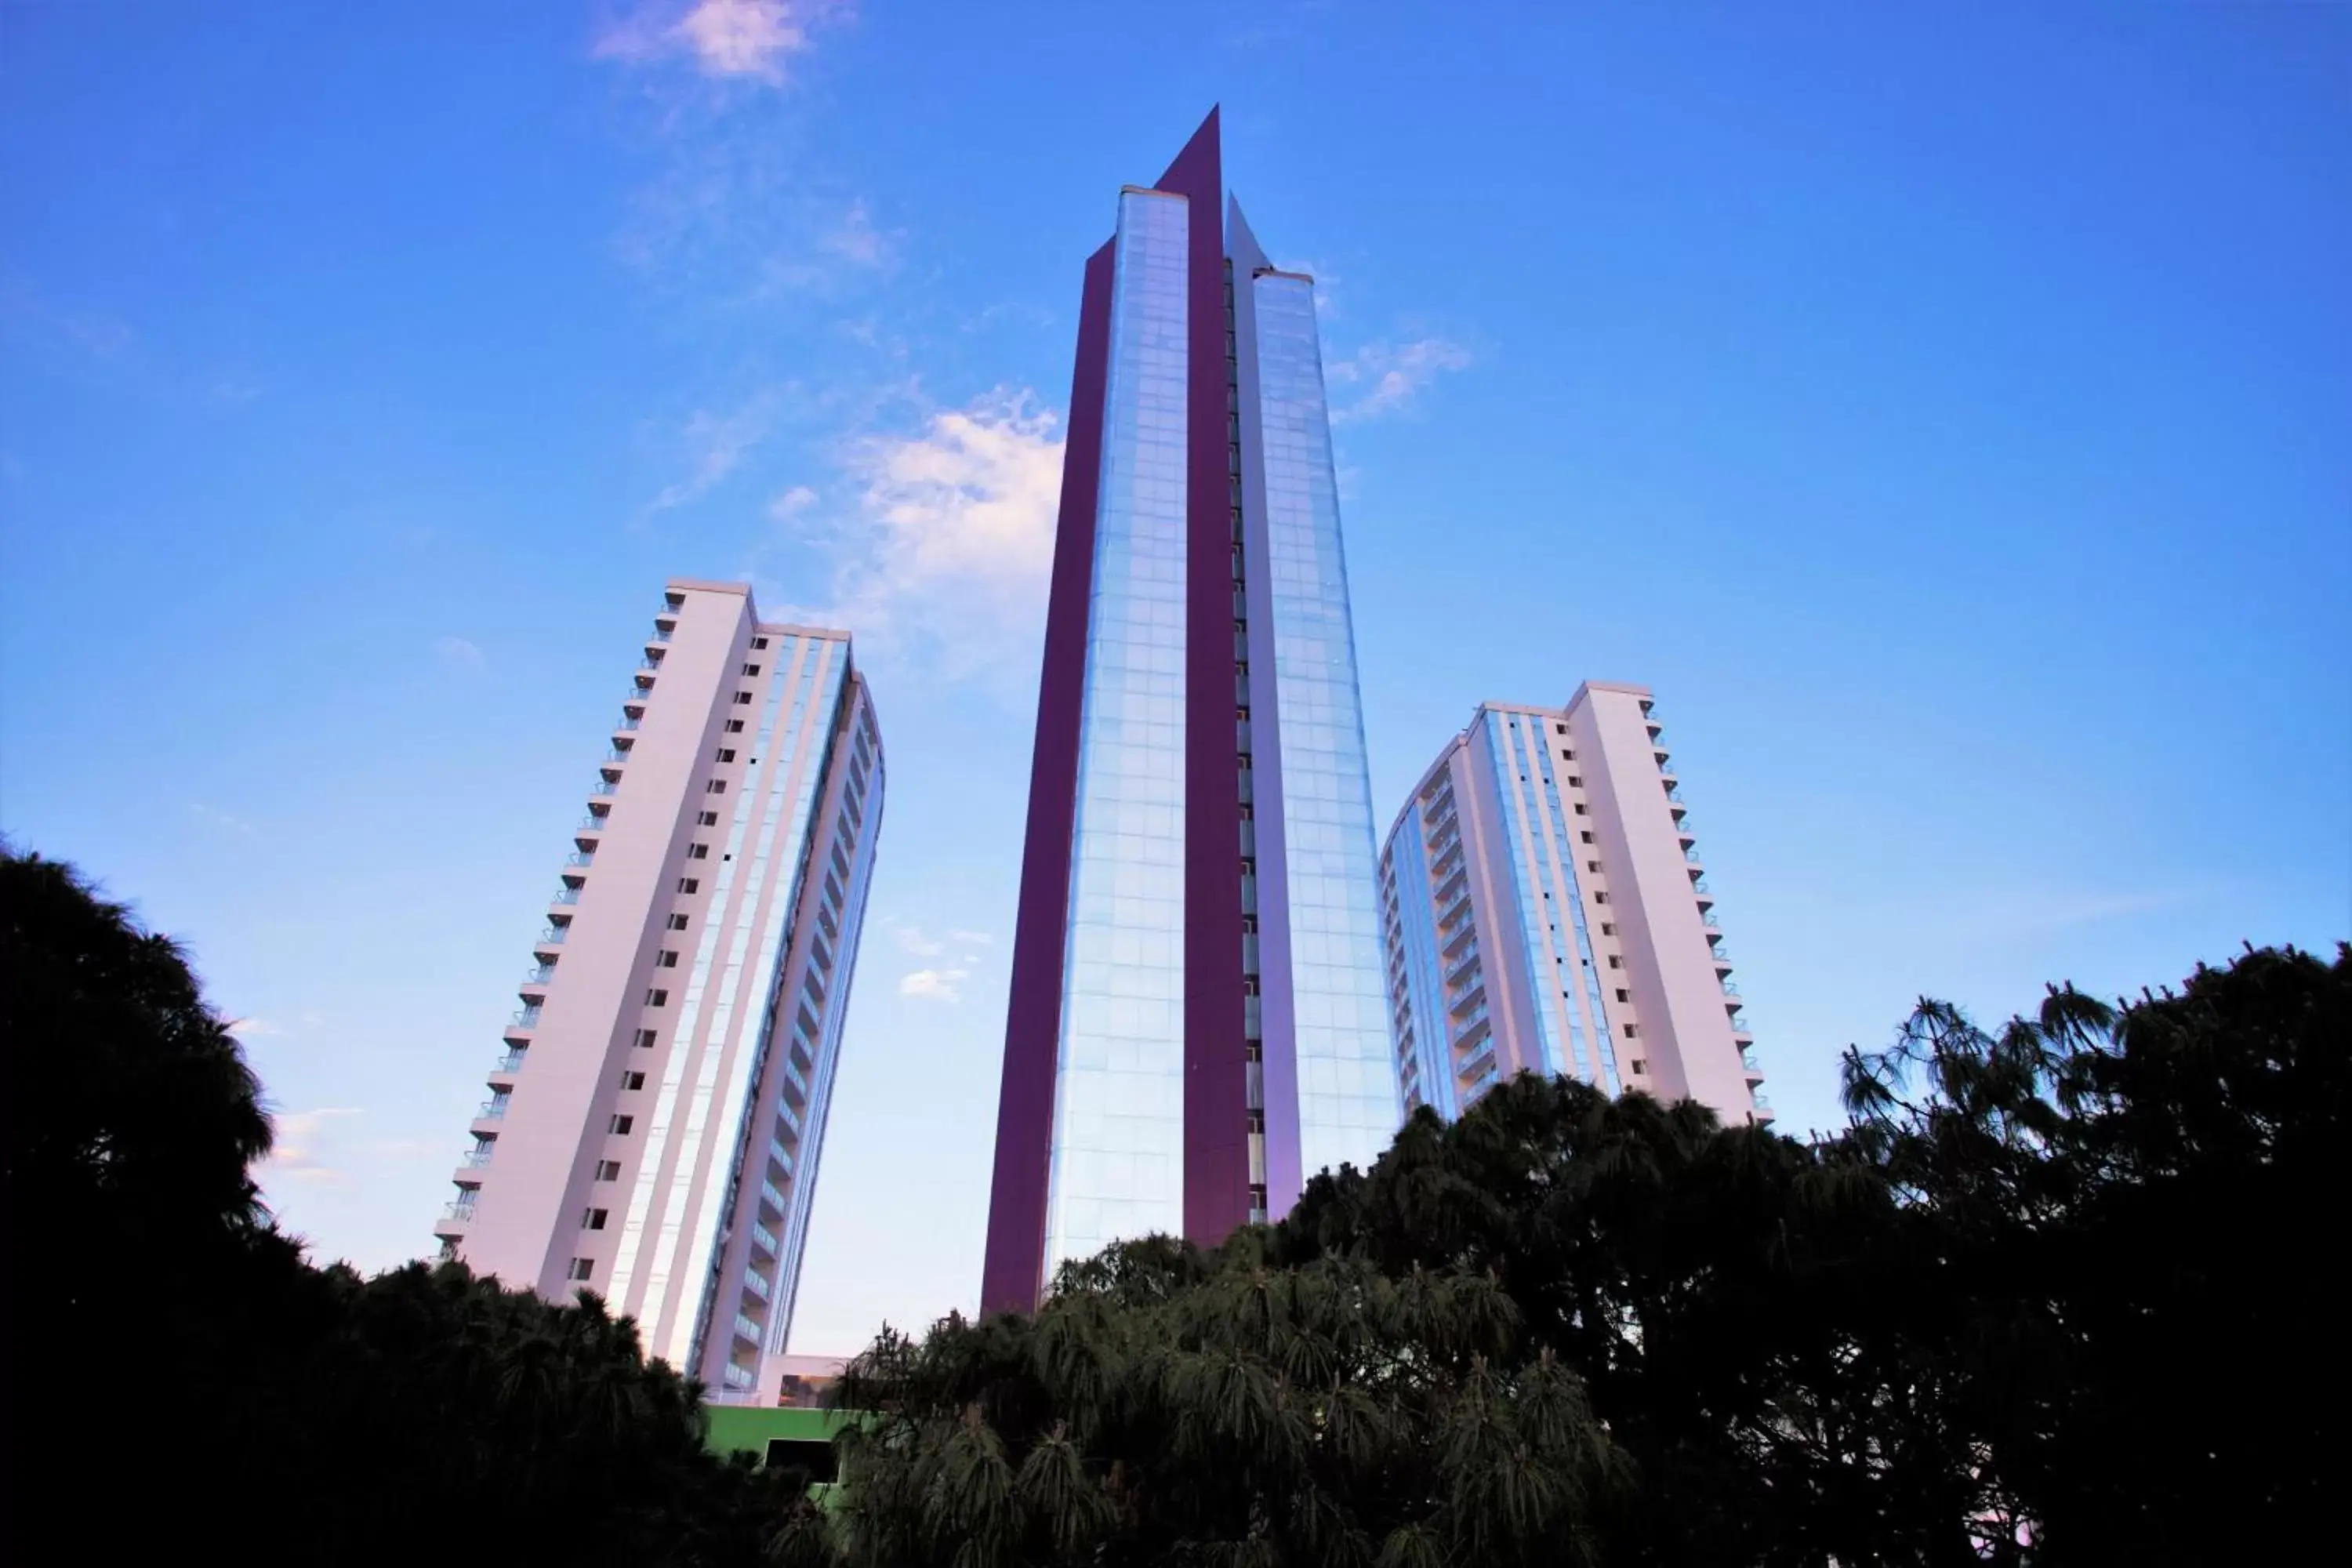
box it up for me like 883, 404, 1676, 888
982, 111, 1396, 1314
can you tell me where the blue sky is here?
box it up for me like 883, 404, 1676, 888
4, 2, 2346, 1356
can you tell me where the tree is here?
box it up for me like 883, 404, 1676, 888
832, 1234, 1618, 1567
2, 846, 812, 1566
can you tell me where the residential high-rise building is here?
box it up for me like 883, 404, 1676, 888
434, 580, 884, 1399
982, 110, 1396, 1314
1378, 684, 1766, 1126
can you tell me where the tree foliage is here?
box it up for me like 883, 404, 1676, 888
841, 944, 2348, 1566
3, 847, 808, 1566
8, 841, 2342, 1565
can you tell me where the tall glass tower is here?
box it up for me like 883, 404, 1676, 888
982, 111, 1396, 1314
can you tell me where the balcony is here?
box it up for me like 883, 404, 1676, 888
615, 714, 641, 731
742, 1266, 772, 1302
733, 1312, 764, 1347
1690, 877, 1711, 895
601, 748, 631, 766
461, 1143, 495, 1169
769, 1139, 796, 1177
537, 924, 568, 946
440, 1199, 478, 1225
1456, 1040, 1496, 1083
648, 626, 671, 644
1447, 980, 1486, 1018
521, 964, 557, 987
510, 1005, 543, 1030
477, 1095, 510, 1121
1676, 817, 1697, 838
563, 850, 596, 869
1708, 942, 1730, 962
577, 812, 609, 833
720, 1363, 755, 1392
750, 1223, 779, 1258
760, 1178, 788, 1215
656, 595, 683, 618
1443, 943, 1480, 986
1684, 847, 1704, 865
1740, 1049, 1762, 1074
1452, 1007, 1491, 1048
589, 778, 618, 797
494, 1047, 528, 1073
637, 655, 662, 672
1664, 785, 1686, 804
1721, 981, 1741, 997
1701, 909, 1721, 929
622, 682, 652, 704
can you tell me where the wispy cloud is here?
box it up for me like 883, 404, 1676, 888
594, 0, 847, 84
261, 1107, 361, 1185
226, 1016, 285, 1038
770, 483, 818, 517
771, 387, 1062, 688
432, 635, 488, 674
949, 929, 993, 947
647, 392, 779, 512
1325, 336, 1472, 423
891, 920, 947, 957
821, 198, 892, 267
899, 967, 970, 1003
187, 801, 259, 838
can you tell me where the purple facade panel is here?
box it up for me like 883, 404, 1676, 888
979, 240, 1116, 1316
1157, 111, 1252, 1248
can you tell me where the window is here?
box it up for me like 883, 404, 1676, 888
666, 913, 688, 931
644, 989, 668, 1007
1630, 1059, 1646, 1076
632, 1028, 659, 1048
594, 1160, 622, 1181
656, 949, 679, 968
1594, 891, 1610, 905
619, 1071, 645, 1091
1615, 989, 1630, 1003
1581, 831, 1594, 844
567, 1258, 594, 1281
582, 1207, 608, 1230
724, 720, 744, 734
707, 779, 727, 794
1601, 923, 1616, 937
716, 748, 736, 763
1607, 956, 1622, 970
742, 663, 760, 676
734, 691, 753, 706
1562, 749, 1575, 760
1587, 861, 1602, 873
677, 877, 699, 895
1555, 724, 1566, 735
1573, 804, 1587, 815
752, 637, 768, 650
1624, 1024, 1639, 1040
608, 1115, 634, 1135
688, 843, 710, 860
1566, 776, 1581, 788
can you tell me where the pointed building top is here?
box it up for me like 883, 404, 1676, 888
1154, 107, 1222, 208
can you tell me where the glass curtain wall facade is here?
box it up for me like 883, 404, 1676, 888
984, 111, 1396, 1315
1378, 689, 1763, 1127
435, 582, 883, 1405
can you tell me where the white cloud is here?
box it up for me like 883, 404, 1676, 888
891, 922, 946, 957
1325, 336, 1472, 423
949, 929, 993, 946
432, 635, 488, 674
899, 967, 969, 1003
594, 0, 844, 84
226, 1016, 285, 1037
821, 199, 891, 267
261, 1107, 361, 1186
770, 484, 818, 518
773, 387, 1063, 685
648, 394, 775, 512
187, 801, 259, 838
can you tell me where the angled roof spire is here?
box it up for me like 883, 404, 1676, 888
1154, 106, 1221, 202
